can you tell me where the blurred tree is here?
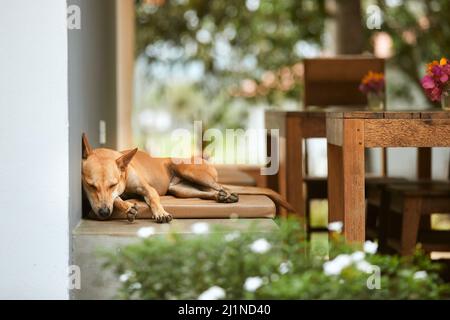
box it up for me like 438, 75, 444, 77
373, 0, 450, 106
135, 0, 328, 102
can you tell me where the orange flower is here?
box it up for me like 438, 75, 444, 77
427, 60, 439, 74
361, 71, 384, 84
360, 71, 385, 94
440, 57, 447, 66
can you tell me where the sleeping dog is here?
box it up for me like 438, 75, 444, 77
81, 133, 294, 223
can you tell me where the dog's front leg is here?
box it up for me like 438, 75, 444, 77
136, 183, 173, 223
114, 197, 138, 223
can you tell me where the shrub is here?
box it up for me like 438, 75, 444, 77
103, 219, 450, 300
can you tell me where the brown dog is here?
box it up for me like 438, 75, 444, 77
81, 133, 294, 223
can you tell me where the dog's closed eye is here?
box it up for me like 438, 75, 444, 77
109, 182, 118, 189
87, 183, 97, 190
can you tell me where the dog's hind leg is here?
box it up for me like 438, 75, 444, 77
168, 181, 218, 200
171, 161, 239, 203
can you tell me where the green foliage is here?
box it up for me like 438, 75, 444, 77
136, 0, 326, 75
103, 218, 450, 300
373, 0, 450, 106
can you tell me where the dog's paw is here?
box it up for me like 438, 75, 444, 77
217, 190, 239, 203
153, 211, 173, 224
227, 192, 239, 203
126, 204, 138, 223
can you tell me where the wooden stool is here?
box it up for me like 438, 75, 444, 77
380, 182, 450, 256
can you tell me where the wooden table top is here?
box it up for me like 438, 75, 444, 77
326, 110, 450, 119
266, 108, 450, 119
265, 106, 365, 118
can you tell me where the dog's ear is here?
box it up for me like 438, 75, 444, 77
116, 148, 138, 171
82, 133, 93, 159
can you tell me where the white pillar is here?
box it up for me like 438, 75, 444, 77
0, 0, 69, 299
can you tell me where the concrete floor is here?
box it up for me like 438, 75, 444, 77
71, 218, 278, 299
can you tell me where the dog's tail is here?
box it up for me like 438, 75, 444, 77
223, 185, 296, 213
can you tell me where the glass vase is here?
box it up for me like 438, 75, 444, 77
442, 86, 450, 111
367, 92, 385, 111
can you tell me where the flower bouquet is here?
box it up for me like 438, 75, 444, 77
359, 71, 385, 111
421, 58, 450, 111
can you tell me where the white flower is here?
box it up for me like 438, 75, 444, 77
249, 238, 271, 254
351, 251, 366, 262
244, 277, 263, 292
129, 282, 142, 290
137, 227, 155, 238
119, 270, 134, 282
323, 254, 352, 276
191, 222, 210, 234
279, 261, 291, 274
364, 240, 378, 254
413, 271, 428, 280
328, 221, 343, 233
356, 260, 375, 274
198, 286, 226, 300
224, 231, 241, 242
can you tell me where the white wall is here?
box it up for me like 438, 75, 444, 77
67, 0, 117, 276
0, 0, 69, 299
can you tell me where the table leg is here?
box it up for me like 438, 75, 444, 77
328, 119, 366, 243
265, 132, 279, 192
277, 136, 287, 217
417, 148, 432, 230
417, 147, 432, 180
286, 117, 304, 217
327, 143, 344, 223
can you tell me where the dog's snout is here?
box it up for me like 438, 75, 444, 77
98, 207, 111, 218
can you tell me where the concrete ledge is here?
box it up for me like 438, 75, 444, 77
72, 218, 278, 299
74, 218, 278, 236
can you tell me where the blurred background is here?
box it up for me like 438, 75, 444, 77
132, 0, 450, 173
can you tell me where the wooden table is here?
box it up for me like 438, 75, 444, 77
265, 109, 327, 216
326, 110, 450, 242
265, 108, 434, 217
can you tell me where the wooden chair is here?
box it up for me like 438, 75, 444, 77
380, 162, 450, 256
215, 165, 258, 187
302, 56, 391, 236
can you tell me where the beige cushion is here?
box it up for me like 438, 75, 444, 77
216, 168, 256, 186
94, 195, 276, 220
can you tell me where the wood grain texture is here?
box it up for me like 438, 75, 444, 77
327, 143, 344, 223
341, 119, 366, 242
364, 119, 450, 147
286, 117, 305, 217
265, 111, 286, 137
277, 135, 288, 217
301, 116, 326, 138
327, 110, 450, 119
326, 117, 343, 146
400, 197, 422, 256
265, 133, 279, 192
304, 57, 384, 107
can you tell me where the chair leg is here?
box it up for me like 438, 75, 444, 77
378, 190, 391, 252
400, 197, 422, 256
305, 195, 312, 240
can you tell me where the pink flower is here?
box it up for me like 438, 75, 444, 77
421, 76, 435, 89
421, 57, 449, 102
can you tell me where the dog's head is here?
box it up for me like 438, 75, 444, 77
81, 133, 137, 220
